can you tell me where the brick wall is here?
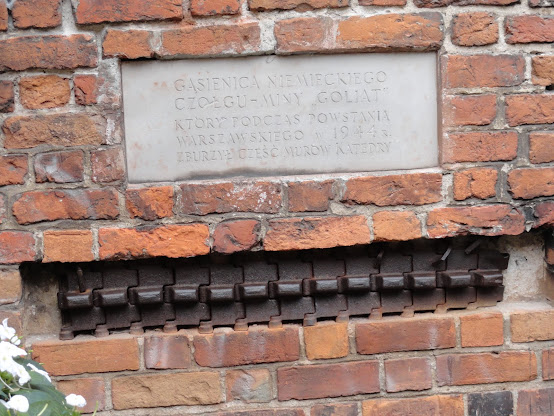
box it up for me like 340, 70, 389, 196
0, 0, 553, 414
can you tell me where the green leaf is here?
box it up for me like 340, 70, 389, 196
14, 390, 70, 416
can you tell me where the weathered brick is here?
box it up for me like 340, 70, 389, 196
362, 395, 464, 416
32, 336, 139, 376
543, 348, 554, 380
99, 224, 210, 260
442, 131, 518, 163
460, 311, 504, 347
213, 409, 304, 416
506, 94, 554, 126
144, 334, 191, 369
288, 180, 333, 212
385, 357, 432, 392
517, 388, 554, 416
343, 173, 442, 206
12, 189, 119, 224
3, 114, 105, 149
453, 168, 498, 201
511, 310, 554, 342
0, 0, 6, 31
508, 167, 554, 199
0, 35, 97, 71
278, 361, 379, 400
91, 147, 125, 183
535, 202, 554, 227
415, 0, 516, 5
530, 132, 554, 164
275, 17, 332, 53
532, 56, 554, 86
12, 0, 61, 29
304, 322, 348, 360
311, 403, 358, 416
356, 317, 455, 354
103, 30, 154, 59
226, 369, 273, 403
43, 230, 94, 263
452, 13, 498, 46
506, 16, 554, 44
0, 81, 14, 113
359, 0, 406, 5
192, 0, 241, 15
444, 55, 524, 88
0, 312, 21, 334
443, 95, 497, 126
0, 269, 22, 305
0, 155, 28, 186
0, 231, 36, 264
57, 378, 105, 414
74, 75, 98, 105
468, 391, 513, 416
249, 0, 346, 11
112, 372, 221, 409
373, 211, 422, 242
34, 150, 84, 184
161, 23, 260, 57
264, 215, 370, 251
126, 186, 174, 220
194, 326, 299, 367
427, 205, 525, 238
213, 219, 261, 254
182, 182, 281, 215
76, 0, 183, 24
436, 351, 537, 386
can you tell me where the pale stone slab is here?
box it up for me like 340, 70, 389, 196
122, 54, 438, 183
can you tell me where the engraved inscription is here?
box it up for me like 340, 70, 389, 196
122, 54, 438, 182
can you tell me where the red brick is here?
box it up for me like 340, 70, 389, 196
278, 361, 379, 400
264, 215, 370, 251
508, 167, 554, 199
415, 0, 516, 5
343, 173, 442, 206
12, 0, 61, 29
76, 0, 183, 24
249, 0, 346, 11
32, 336, 139, 376
43, 230, 94, 263
191, 0, 241, 15
161, 23, 260, 57
511, 310, 554, 342
20, 75, 70, 109
532, 56, 554, 86
362, 395, 464, 416
144, 334, 191, 369
99, 224, 209, 260
13, 189, 119, 225
373, 211, 422, 242
126, 186, 174, 220
0, 231, 36, 264
288, 180, 333, 212
34, 151, 84, 184
359, 0, 406, 5
506, 16, 554, 44
444, 55, 524, 88
0, 35, 97, 71
304, 322, 349, 360
427, 205, 525, 238
226, 369, 273, 403
103, 30, 154, 59
453, 168, 498, 200
356, 317, 455, 354
535, 202, 554, 227
0, 269, 22, 305
3, 114, 105, 149
91, 147, 125, 183
216, 411, 304, 416
443, 95, 497, 127
442, 131, 518, 163
213, 219, 261, 254
517, 388, 554, 416
182, 182, 281, 215
57, 378, 105, 414
543, 348, 554, 380
0, 0, 6, 31
530, 133, 554, 164
506, 94, 554, 126
311, 403, 358, 416
460, 311, 504, 347
452, 13, 498, 46
195, 326, 299, 367
437, 351, 537, 386
0, 81, 14, 113
385, 358, 432, 392
275, 17, 332, 54
74, 75, 98, 105
0, 155, 27, 186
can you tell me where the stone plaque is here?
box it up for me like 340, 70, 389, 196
122, 53, 438, 183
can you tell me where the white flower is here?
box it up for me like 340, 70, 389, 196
65, 394, 87, 408
3, 395, 29, 413
27, 363, 51, 382
0, 341, 30, 385
0, 319, 19, 345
